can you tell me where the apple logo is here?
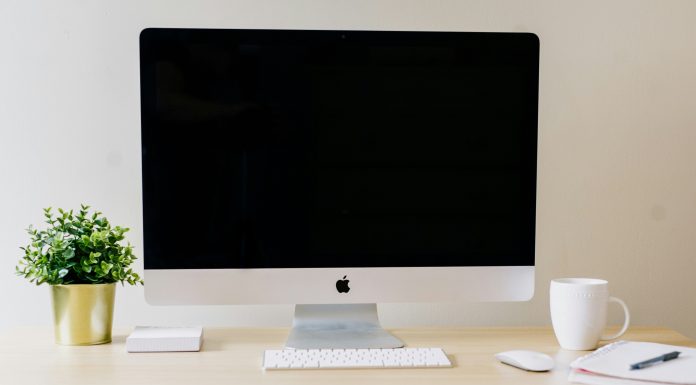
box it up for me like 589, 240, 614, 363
336, 275, 350, 293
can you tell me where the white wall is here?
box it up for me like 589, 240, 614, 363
1, 0, 695, 338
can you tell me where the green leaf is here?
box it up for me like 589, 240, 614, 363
17, 205, 142, 286
101, 261, 113, 274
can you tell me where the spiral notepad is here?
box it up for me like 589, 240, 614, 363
569, 341, 696, 385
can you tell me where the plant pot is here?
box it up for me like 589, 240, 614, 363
51, 283, 116, 345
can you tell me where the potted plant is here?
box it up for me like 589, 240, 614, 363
16, 205, 142, 345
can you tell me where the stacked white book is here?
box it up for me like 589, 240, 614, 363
126, 326, 203, 353
569, 341, 696, 385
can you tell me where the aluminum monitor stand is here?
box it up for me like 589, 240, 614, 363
285, 304, 404, 349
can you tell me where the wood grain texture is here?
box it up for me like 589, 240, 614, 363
0, 327, 693, 385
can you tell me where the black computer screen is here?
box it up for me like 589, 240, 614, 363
140, 29, 538, 269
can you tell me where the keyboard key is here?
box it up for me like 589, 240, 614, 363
263, 347, 452, 370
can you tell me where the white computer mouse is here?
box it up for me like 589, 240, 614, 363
495, 350, 555, 372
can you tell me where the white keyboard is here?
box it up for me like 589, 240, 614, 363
263, 347, 452, 370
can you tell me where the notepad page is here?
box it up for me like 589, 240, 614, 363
569, 369, 668, 385
570, 341, 696, 385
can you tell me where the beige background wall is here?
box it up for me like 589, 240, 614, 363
1, 0, 695, 338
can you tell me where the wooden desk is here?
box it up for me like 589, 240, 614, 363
0, 327, 693, 385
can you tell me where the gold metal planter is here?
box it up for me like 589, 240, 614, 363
51, 283, 115, 345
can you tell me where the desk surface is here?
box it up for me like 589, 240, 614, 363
0, 327, 693, 385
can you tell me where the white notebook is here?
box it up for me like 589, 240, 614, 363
126, 326, 203, 352
569, 341, 696, 385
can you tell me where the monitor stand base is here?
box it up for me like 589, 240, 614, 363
285, 303, 404, 349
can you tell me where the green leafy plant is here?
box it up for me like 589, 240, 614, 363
16, 205, 143, 285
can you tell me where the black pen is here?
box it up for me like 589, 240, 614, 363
629, 351, 681, 370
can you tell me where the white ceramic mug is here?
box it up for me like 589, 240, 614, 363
550, 278, 630, 350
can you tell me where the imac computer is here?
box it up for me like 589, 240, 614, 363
139, 29, 539, 349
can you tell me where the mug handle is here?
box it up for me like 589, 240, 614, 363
600, 296, 631, 341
